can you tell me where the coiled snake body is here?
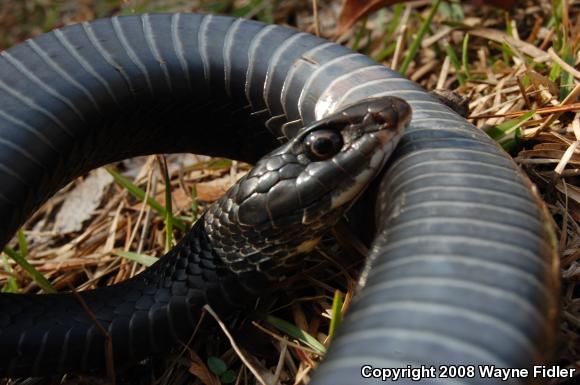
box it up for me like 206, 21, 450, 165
0, 13, 559, 384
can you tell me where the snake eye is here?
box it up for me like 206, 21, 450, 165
303, 129, 344, 161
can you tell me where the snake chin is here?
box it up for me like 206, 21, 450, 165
295, 237, 323, 253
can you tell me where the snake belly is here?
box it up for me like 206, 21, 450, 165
0, 13, 559, 384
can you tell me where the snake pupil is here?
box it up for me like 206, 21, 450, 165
304, 129, 343, 161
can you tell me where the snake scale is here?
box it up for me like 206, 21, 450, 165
0, 13, 559, 384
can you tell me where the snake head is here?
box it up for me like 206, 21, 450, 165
205, 96, 411, 275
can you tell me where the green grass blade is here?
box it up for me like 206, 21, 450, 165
505, 15, 514, 37
548, 61, 561, 82
444, 44, 466, 86
157, 156, 174, 252
106, 167, 164, 213
106, 167, 186, 232
385, 3, 404, 38
191, 184, 199, 222
500, 41, 514, 66
3, 246, 55, 293
2, 254, 19, 293
206, 0, 235, 13
399, 0, 443, 75
374, 41, 397, 62
327, 290, 343, 342
352, 17, 368, 52
487, 110, 536, 140
17, 229, 28, 258
372, 3, 404, 62
439, 1, 464, 20
265, 314, 326, 354
558, 46, 574, 99
115, 250, 158, 267
487, 110, 535, 150
258, 0, 274, 24
462, 33, 471, 80
175, 215, 194, 223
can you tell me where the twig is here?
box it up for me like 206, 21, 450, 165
312, 0, 320, 36
204, 305, 270, 385
548, 48, 580, 80
517, 76, 532, 109
251, 321, 322, 356
469, 101, 580, 119
390, 5, 411, 70
70, 286, 116, 382
532, 83, 580, 136
436, 55, 450, 90
272, 338, 288, 385
555, 141, 580, 175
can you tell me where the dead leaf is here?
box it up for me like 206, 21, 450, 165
469, 28, 550, 61
469, 0, 517, 10
518, 149, 580, 163
171, 188, 193, 211
188, 350, 220, 385
338, 0, 519, 35
54, 169, 113, 234
151, 187, 192, 212
196, 172, 246, 202
555, 180, 580, 208
527, 69, 559, 100
337, 0, 410, 35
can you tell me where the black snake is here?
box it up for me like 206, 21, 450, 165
0, 13, 559, 384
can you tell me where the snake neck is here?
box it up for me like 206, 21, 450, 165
166, 217, 271, 315
204, 192, 335, 280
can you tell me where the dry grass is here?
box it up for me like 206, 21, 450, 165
0, 0, 579, 384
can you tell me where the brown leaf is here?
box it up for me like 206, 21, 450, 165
196, 183, 229, 203
469, 0, 517, 10
152, 187, 192, 212
337, 0, 410, 35
527, 69, 559, 96
196, 172, 246, 202
338, 0, 519, 35
188, 350, 220, 385
171, 188, 193, 211
54, 169, 113, 234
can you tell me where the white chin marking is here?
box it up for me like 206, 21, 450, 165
296, 237, 322, 253
369, 148, 386, 169
330, 149, 387, 209
330, 180, 365, 209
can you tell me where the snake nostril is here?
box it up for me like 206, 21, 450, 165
372, 112, 387, 125
373, 109, 398, 128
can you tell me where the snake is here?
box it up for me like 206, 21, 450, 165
0, 13, 559, 385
